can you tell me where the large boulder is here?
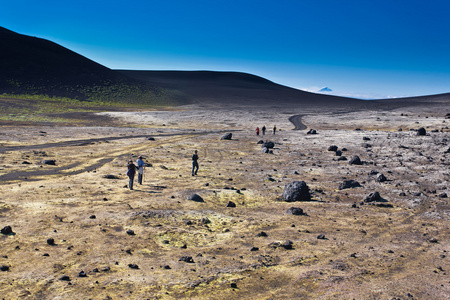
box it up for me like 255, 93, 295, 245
328, 145, 338, 152
220, 133, 232, 140
282, 181, 311, 202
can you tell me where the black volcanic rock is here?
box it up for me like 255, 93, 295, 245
187, 194, 204, 202
339, 180, 362, 190
363, 192, 382, 202
262, 141, 275, 149
220, 133, 232, 140
417, 127, 426, 136
1, 226, 13, 235
286, 207, 305, 215
376, 173, 387, 182
328, 145, 338, 152
349, 155, 362, 165
282, 181, 311, 202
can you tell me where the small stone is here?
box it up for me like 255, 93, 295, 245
0, 265, 9, 271
47, 238, 55, 246
42, 159, 56, 165
226, 201, 236, 207
1, 226, 13, 235
220, 133, 233, 140
187, 194, 204, 202
339, 180, 361, 190
429, 238, 438, 243
126, 230, 135, 235
349, 155, 362, 165
230, 283, 238, 289
376, 173, 387, 182
89, 215, 96, 219
163, 265, 171, 269
250, 247, 259, 251
363, 191, 381, 202
317, 234, 326, 240
282, 240, 293, 249
256, 231, 268, 237
417, 127, 426, 136
128, 264, 139, 269
78, 271, 87, 277
59, 275, 70, 281
327, 145, 338, 152
179, 256, 194, 263
286, 207, 305, 215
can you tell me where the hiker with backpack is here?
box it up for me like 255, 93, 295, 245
127, 160, 137, 190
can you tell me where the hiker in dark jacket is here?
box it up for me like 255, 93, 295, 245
127, 160, 137, 190
262, 125, 266, 135
192, 150, 199, 176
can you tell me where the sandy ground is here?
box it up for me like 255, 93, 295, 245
0, 103, 449, 299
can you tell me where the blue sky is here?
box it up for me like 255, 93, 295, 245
1, 0, 449, 99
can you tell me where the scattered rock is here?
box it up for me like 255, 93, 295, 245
22, 161, 32, 164
328, 145, 338, 152
187, 194, 204, 202
337, 156, 347, 161
335, 150, 342, 156
317, 234, 326, 240
282, 240, 293, 249
376, 173, 387, 182
89, 215, 96, 219
306, 129, 317, 134
128, 264, 139, 269
0, 265, 9, 271
1, 226, 13, 235
230, 283, 238, 289
256, 231, 268, 237
250, 247, 259, 251
429, 238, 438, 243
417, 127, 426, 136
349, 155, 362, 165
201, 217, 211, 224
220, 133, 232, 140
42, 159, 56, 165
179, 256, 194, 263
286, 207, 305, 215
363, 191, 382, 202
262, 141, 275, 149
339, 180, 361, 190
257, 140, 264, 144
47, 238, 56, 246
103, 175, 119, 179
282, 181, 311, 202
438, 192, 448, 198
147, 137, 155, 141
226, 201, 236, 207
59, 275, 70, 281
363, 137, 371, 141
362, 143, 372, 148
126, 229, 135, 235
78, 271, 87, 277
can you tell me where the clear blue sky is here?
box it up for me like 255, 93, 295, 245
1, 0, 449, 99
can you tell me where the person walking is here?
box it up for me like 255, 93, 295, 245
192, 150, 199, 176
136, 156, 145, 185
273, 125, 277, 134
256, 127, 260, 136
127, 160, 137, 190
262, 125, 266, 135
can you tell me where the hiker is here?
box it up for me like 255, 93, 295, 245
256, 127, 260, 136
127, 160, 137, 190
262, 125, 266, 135
273, 125, 277, 134
136, 156, 145, 185
192, 150, 199, 176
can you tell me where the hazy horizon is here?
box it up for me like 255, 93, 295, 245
1, 1, 449, 99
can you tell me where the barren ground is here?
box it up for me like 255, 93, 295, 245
0, 103, 449, 299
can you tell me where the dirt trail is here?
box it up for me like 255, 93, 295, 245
288, 114, 307, 130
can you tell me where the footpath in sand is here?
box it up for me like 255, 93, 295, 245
0, 104, 449, 299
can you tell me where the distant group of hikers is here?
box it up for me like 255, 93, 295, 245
126, 126, 277, 190
256, 125, 276, 136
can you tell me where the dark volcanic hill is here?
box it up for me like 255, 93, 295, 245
0, 27, 129, 97
2, 26, 447, 108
